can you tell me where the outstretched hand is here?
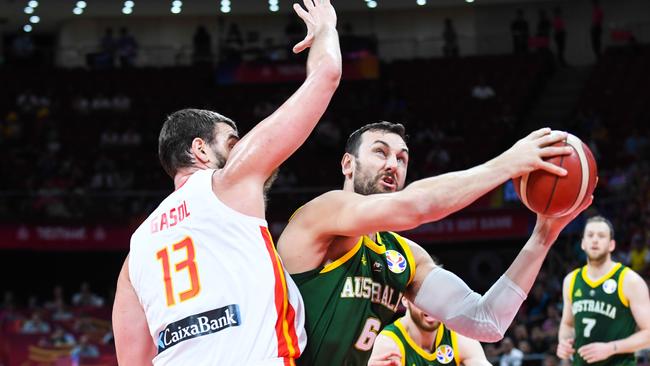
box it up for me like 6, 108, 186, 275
536, 186, 596, 245
504, 128, 573, 179
292, 0, 337, 54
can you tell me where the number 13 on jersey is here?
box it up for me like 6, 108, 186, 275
156, 236, 201, 307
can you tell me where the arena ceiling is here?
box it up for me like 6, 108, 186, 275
0, 0, 568, 31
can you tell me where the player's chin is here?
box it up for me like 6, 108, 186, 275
377, 182, 397, 192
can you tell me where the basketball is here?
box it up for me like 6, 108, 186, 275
514, 133, 598, 217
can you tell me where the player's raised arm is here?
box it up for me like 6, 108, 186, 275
221, 0, 341, 184
112, 256, 157, 366
403, 197, 592, 343
289, 129, 571, 238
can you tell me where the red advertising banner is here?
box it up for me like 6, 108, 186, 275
0, 208, 531, 250
399, 208, 532, 242
0, 225, 132, 251
217, 56, 379, 84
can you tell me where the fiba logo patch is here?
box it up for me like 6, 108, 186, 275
385, 250, 406, 274
435, 344, 454, 364
602, 279, 617, 294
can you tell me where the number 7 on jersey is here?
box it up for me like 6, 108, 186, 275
156, 236, 201, 307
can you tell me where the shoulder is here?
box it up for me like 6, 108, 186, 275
288, 190, 356, 224
621, 267, 647, 290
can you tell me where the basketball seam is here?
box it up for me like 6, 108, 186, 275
543, 141, 567, 215
565, 134, 590, 214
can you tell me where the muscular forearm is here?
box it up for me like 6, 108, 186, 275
611, 330, 650, 354
558, 322, 575, 342
503, 219, 557, 294
405, 158, 513, 223
306, 26, 341, 78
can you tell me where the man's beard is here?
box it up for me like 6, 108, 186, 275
353, 162, 395, 195
214, 152, 227, 170
587, 250, 609, 264
408, 305, 439, 332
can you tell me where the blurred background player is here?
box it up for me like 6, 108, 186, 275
557, 216, 650, 365
112, 0, 341, 364
370, 292, 492, 366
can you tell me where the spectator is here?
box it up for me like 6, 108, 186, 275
46, 326, 76, 347
442, 18, 459, 58
536, 9, 552, 52
117, 27, 138, 68
51, 299, 74, 322
499, 337, 524, 366
44, 285, 67, 310
99, 28, 116, 68
21, 311, 50, 334
72, 282, 104, 307
471, 75, 496, 100
625, 233, 650, 273
552, 7, 567, 66
192, 25, 213, 66
73, 334, 100, 358
511, 9, 529, 54
591, 0, 604, 59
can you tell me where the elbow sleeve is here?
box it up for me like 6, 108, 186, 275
413, 267, 527, 342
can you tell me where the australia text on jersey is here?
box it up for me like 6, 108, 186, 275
572, 299, 617, 319
151, 200, 191, 233
340, 276, 402, 312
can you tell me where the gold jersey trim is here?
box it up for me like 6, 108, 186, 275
618, 267, 630, 307
381, 330, 407, 366
581, 262, 622, 288
319, 237, 364, 274
394, 318, 438, 361
568, 268, 581, 303
388, 232, 417, 286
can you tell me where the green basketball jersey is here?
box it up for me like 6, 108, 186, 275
381, 319, 460, 366
569, 263, 636, 366
292, 232, 416, 366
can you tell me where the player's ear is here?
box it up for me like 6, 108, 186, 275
609, 239, 616, 253
191, 138, 210, 163
341, 153, 354, 178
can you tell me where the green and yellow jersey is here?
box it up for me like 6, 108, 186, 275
292, 231, 416, 366
381, 319, 460, 366
568, 262, 636, 366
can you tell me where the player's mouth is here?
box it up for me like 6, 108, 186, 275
380, 175, 397, 191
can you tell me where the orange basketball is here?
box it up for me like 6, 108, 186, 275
513, 133, 598, 217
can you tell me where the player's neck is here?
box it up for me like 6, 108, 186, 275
402, 317, 437, 352
587, 257, 615, 277
174, 167, 201, 190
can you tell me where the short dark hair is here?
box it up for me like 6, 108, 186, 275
344, 121, 407, 157
584, 215, 615, 240
158, 108, 237, 178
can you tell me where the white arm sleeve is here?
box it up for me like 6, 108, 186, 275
413, 267, 527, 342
